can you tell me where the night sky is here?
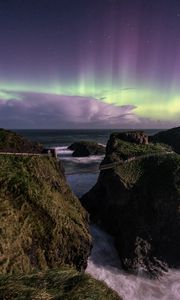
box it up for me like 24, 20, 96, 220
0, 0, 180, 128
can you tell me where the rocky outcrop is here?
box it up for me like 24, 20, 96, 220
68, 141, 105, 157
0, 128, 44, 153
81, 132, 180, 278
111, 131, 149, 145
0, 154, 92, 274
151, 127, 180, 154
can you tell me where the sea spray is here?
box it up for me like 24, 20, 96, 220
86, 225, 180, 300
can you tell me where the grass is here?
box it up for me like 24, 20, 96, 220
0, 268, 121, 300
0, 155, 91, 274
0, 128, 43, 153
111, 140, 172, 160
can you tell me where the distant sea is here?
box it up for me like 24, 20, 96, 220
13, 128, 180, 300
15, 129, 160, 148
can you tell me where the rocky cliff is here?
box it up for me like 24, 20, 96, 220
0, 129, 123, 299
151, 127, 180, 154
81, 131, 180, 277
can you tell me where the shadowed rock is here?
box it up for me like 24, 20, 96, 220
68, 141, 105, 157
151, 127, 180, 154
81, 131, 180, 278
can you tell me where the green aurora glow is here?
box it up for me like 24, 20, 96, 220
0, 80, 180, 122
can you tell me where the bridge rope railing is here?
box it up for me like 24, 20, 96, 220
0, 150, 174, 175
65, 151, 175, 175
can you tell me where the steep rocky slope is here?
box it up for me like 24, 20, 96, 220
0, 154, 92, 274
0, 129, 123, 299
81, 131, 180, 277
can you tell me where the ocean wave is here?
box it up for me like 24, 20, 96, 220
61, 155, 104, 163
54, 146, 73, 155
55, 145, 104, 164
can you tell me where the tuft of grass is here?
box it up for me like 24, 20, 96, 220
0, 268, 121, 300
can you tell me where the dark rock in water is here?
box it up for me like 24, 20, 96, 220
0, 128, 43, 153
151, 127, 180, 154
0, 155, 92, 274
68, 141, 105, 157
81, 131, 180, 278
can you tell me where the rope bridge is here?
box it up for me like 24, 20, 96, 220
65, 151, 174, 175
0, 150, 174, 176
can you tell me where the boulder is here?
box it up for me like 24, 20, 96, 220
81, 132, 180, 278
68, 141, 105, 157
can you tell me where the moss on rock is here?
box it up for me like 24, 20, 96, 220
0, 155, 92, 274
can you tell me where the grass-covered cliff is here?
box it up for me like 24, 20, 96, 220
0, 128, 43, 153
105, 131, 172, 162
0, 154, 91, 274
0, 268, 121, 300
0, 129, 122, 299
82, 132, 180, 278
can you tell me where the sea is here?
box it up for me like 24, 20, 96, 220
14, 129, 180, 300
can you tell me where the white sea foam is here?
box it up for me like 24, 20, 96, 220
55, 145, 104, 164
54, 146, 73, 155
86, 225, 180, 300
61, 155, 104, 163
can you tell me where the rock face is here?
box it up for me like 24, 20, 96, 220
0, 154, 92, 274
81, 132, 180, 278
68, 141, 105, 157
151, 127, 180, 154
111, 131, 149, 145
0, 128, 43, 153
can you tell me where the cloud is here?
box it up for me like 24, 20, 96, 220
0, 90, 178, 129
0, 91, 140, 128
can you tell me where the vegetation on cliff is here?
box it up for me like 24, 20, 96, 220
81, 132, 180, 277
0, 154, 91, 274
0, 268, 121, 300
0, 128, 43, 153
105, 131, 172, 162
0, 129, 123, 299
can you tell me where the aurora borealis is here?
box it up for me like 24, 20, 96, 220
0, 0, 180, 128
